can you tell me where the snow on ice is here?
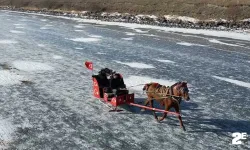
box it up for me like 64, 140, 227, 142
70, 38, 101, 42
0, 70, 25, 85
12, 61, 54, 72
213, 76, 250, 89
209, 39, 240, 47
156, 59, 175, 63
10, 30, 25, 34
0, 40, 18, 44
124, 75, 176, 91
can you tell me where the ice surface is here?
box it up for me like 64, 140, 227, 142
12, 61, 54, 72
114, 61, 155, 69
1, 10, 250, 150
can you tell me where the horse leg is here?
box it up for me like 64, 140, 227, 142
142, 97, 151, 111
174, 103, 186, 131
157, 100, 169, 122
149, 100, 159, 120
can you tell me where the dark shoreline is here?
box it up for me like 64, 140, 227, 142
1, 6, 250, 31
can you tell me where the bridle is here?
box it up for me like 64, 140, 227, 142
169, 82, 189, 103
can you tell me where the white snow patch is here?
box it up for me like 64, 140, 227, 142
247, 61, 250, 63
242, 18, 250, 22
15, 26, 24, 29
38, 44, 45, 47
40, 27, 49, 30
125, 32, 136, 36
177, 42, 205, 47
209, 39, 240, 47
0, 118, 16, 149
0, 70, 25, 85
40, 19, 47, 22
177, 42, 193, 46
13, 23, 25, 26
12, 61, 54, 72
74, 25, 85, 28
156, 59, 175, 63
88, 35, 102, 38
136, 14, 158, 20
124, 75, 176, 91
75, 47, 83, 50
74, 30, 83, 32
10, 30, 25, 34
96, 52, 106, 55
45, 24, 53, 27
122, 37, 133, 41
164, 15, 199, 23
114, 61, 155, 69
53, 55, 63, 59
134, 29, 149, 33
213, 76, 250, 89
0, 40, 18, 44
110, 12, 122, 17
70, 38, 101, 42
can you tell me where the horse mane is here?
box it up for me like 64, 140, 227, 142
172, 81, 187, 90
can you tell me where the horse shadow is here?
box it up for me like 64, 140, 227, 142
185, 117, 250, 134
119, 98, 250, 135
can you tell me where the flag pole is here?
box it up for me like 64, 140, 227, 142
92, 62, 94, 76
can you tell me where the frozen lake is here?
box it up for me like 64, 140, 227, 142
0, 10, 250, 150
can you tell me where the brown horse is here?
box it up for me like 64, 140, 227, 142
142, 81, 190, 131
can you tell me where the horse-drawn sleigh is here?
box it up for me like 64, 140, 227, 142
85, 61, 190, 131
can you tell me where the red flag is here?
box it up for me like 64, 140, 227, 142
85, 61, 93, 70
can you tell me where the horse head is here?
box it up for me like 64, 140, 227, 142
173, 81, 190, 101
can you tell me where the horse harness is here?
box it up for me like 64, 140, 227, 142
153, 83, 182, 104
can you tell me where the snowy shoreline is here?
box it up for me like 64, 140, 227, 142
1, 6, 250, 32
